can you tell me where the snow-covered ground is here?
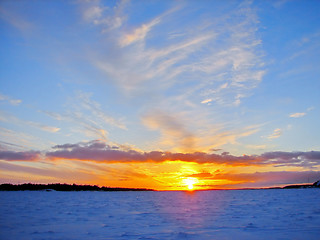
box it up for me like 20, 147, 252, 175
1, 189, 320, 240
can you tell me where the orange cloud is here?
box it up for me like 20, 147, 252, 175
2, 140, 319, 170
42, 140, 320, 169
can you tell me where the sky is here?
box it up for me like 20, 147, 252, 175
0, 0, 320, 190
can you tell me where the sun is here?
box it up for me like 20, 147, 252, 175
184, 178, 196, 190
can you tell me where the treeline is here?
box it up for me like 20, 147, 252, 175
0, 183, 154, 192
283, 180, 320, 189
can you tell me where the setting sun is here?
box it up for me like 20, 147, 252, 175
184, 178, 196, 190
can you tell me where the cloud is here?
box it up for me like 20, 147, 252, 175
92, 0, 264, 104
119, 4, 181, 48
0, 111, 60, 133
1, 2, 268, 157
90, 1, 265, 152
289, 106, 315, 118
120, 17, 161, 47
80, 0, 128, 30
289, 112, 306, 118
45, 140, 320, 168
201, 99, 212, 105
267, 128, 282, 139
27, 122, 60, 133
83, 6, 104, 21
187, 172, 214, 178
142, 111, 196, 152
94, 31, 215, 94
260, 151, 320, 168
289, 107, 314, 118
47, 140, 150, 162
0, 93, 22, 106
0, 159, 110, 185
0, 127, 43, 150
75, 91, 126, 130
0, 150, 40, 161
142, 110, 261, 152
0, 141, 25, 151
41, 111, 63, 121
43, 91, 126, 141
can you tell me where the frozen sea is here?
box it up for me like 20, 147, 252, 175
1, 189, 320, 240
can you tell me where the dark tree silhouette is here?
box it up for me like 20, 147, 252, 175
0, 183, 154, 191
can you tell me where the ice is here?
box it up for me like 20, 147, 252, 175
1, 189, 320, 240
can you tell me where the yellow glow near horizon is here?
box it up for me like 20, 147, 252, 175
6, 158, 317, 191
184, 178, 196, 190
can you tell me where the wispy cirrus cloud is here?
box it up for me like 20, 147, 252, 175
142, 110, 261, 152
43, 91, 126, 141
267, 128, 282, 139
0, 159, 111, 185
0, 127, 43, 150
0, 111, 60, 133
0, 93, 22, 106
0, 140, 25, 151
91, 1, 264, 101
69, 1, 267, 152
142, 111, 196, 152
75, 91, 126, 130
201, 98, 213, 105
83, 6, 104, 22
119, 17, 161, 47
2, 1, 267, 155
287, 31, 320, 62
289, 107, 314, 118
289, 112, 306, 118
28, 122, 60, 133
80, 0, 128, 30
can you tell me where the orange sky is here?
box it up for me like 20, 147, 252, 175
1, 145, 319, 190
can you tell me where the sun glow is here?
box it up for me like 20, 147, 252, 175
184, 178, 196, 190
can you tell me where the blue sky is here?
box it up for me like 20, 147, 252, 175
0, 0, 319, 189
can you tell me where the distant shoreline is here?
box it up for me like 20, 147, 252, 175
0, 181, 319, 191
0, 183, 154, 192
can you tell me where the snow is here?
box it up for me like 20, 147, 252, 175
0, 189, 320, 240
